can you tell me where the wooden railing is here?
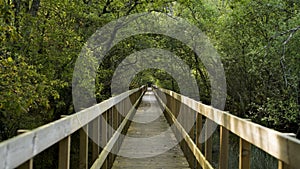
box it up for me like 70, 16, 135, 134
154, 87, 300, 169
0, 86, 146, 169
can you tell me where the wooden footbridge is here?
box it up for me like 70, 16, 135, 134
1, 86, 300, 169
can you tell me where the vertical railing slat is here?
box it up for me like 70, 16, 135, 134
278, 160, 290, 169
219, 126, 229, 169
101, 111, 108, 169
205, 119, 213, 163
239, 138, 251, 169
196, 113, 203, 169
58, 135, 71, 169
92, 117, 100, 162
79, 125, 88, 169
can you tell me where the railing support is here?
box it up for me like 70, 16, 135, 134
219, 126, 229, 169
239, 138, 251, 169
92, 117, 100, 162
59, 115, 71, 169
59, 135, 71, 169
100, 112, 108, 169
205, 119, 213, 163
79, 125, 88, 169
195, 113, 203, 169
278, 160, 290, 169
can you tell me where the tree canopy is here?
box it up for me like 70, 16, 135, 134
1, 0, 299, 141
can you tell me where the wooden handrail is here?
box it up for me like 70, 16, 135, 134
0, 86, 146, 169
154, 87, 300, 169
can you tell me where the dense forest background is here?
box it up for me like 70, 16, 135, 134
1, 0, 299, 143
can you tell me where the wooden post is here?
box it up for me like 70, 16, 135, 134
92, 117, 100, 162
108, 108, 113, 168
196, 113, 203, 151
239, 119, 251, 169
59, 115, 71, 169
219, 126, 229, 169
112, 106, 118, 156
205, 119, 213, 163
59, 135, 71, 169
195, 113, 203, 169
17, 130, 33, 169
278, 160, 290, 169
100, 112, 108, 169
79, 125, 88, 169
239, 138, 251, 169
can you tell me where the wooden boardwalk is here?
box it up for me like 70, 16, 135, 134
111, 91, 190, 169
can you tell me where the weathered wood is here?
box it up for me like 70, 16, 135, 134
0, 87, 145, 169
16, 160, 33, 169
196, 113, 203, 151
107, 108, 113, 168
17, 130, 33, 169
195, 113, 203, 169
278, 160, 290, 169
79, 126, 88, 169
100, 112, 108, 169
112, 91, 190, 169
157, 88, 300, 169
59, 135, 71, 169
92, 117, 100, 162
239, 138, 251, 169
112, 106, 119, 159
205, 119, 213, 163
219, 126, 229, 169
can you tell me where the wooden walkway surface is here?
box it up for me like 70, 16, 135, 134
111, 91, 190, 169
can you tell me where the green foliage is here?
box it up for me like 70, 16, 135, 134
0, 0, 299, 144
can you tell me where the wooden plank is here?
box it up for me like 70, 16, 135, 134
59, 135, 71, 169
157, 88, 300, 169
79, 126, 88, 169
219, 126, 229, 169
112, 91, 190, 169
239, 138, 250, 169
0, 87, 144, 169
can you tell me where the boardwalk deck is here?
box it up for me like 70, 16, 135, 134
111, 91, 190, 169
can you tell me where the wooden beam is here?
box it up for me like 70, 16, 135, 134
195, 113, 203, 169
79, 125, 88, 169
278, 160, 290, 169
219, 126, 229, 169
239, 138, 251, 169
205, 119, 213, 163
196, 113, 203, 151
58, 135, 71, 169
92, 117, 100, 162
